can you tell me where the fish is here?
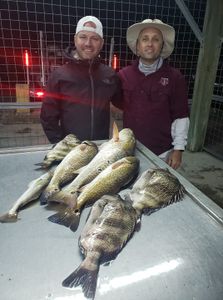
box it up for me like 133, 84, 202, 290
0, 171, 53, 223
127, 168, 186, 216
47, 123, 136, 202
48, 156, 140, 232
35, 134, 81, 169
40, 141, 98, 204
62, 194, 140, 299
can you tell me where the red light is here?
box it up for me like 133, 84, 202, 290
112, 54, 118, 70
24, 50, 29, 66
36, 91, 44, 97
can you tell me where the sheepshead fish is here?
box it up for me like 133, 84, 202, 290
127, 168, 186, 215
35, 134, 81, 169
62, 194, 139, 299
49, 123, 136, 196
0, 172, 53, 223
40, 141, 98, 203
48, 156, 140, 232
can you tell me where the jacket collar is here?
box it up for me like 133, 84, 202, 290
63, 46, 101, 67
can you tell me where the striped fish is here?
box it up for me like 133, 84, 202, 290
128, 168, 186, 215
35, 134, 81, 169
62, 194, 140, 299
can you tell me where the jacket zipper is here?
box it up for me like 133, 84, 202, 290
89, 61, 94, 140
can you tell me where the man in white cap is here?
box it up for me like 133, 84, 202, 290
117, 19, 190, 169
40, 16, 121, 143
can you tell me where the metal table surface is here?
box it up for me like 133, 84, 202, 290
0, 142, 223, 300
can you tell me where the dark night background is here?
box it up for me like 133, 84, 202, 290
0, 0, 208, 98
0, 0, 222, 160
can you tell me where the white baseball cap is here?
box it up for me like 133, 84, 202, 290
76, 16, 103, 38
127, 19, 175, 58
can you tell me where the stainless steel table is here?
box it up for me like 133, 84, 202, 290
0, 142, 223, 300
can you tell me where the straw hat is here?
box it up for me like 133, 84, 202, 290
127, 19, 175, 58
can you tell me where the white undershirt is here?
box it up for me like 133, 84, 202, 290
159, 117, 190, 160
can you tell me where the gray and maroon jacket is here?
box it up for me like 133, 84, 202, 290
40, 46, 121, 143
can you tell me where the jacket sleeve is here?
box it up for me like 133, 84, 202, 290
170, 69, 190, 120
40, 71, 63, 143
110, 72, 124, 110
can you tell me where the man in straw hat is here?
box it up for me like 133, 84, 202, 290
41, 16, 121, 143
117, 19, 190, 169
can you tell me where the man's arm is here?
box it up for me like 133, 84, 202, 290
167, 117, 190, 169
40, 73, 63, 143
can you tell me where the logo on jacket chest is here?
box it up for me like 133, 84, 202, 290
159, 77, 169, 86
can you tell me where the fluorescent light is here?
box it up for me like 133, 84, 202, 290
99, 259, 182, 295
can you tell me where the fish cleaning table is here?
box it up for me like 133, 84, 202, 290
0, 142, 223, 300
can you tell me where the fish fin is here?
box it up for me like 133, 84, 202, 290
34, 160, 59, 170
34, 165, 49, 171
39, 192, 48, 205
62, 264, 98, 300
171, 184, 186, 203
41, 185, 61, 203
120, 171, 139, 191
142, 184, 186, 215
112, 121, 119, 142
77, 184, 88, 193
48, 207, 81, 232
0, 213, 19, 223
73, 165, 86, 175
143, 207, 160, 215
134, 215, 142, 232
34, 162, 44, 167
47, 190, 79, 207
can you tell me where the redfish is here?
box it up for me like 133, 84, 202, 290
48, 156, 139, 232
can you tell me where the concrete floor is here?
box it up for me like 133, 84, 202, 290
177, 150, 223, 209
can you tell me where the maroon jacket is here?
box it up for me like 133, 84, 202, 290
117, 60, 189, 155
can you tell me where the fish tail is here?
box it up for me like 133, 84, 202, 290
48, 207, 81, 232
62, 263, 99, 299
112, 121, 119, 141
40, 185, 60, 205
0, 213, 18, 223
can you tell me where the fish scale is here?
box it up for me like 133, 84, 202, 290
128, 168, 186, 215
40, 141, 98, 202
48, 156, 139, 232
62, 127, 136, 194
61, 168, 186, 299
0, 171, 53, 223
47, 125, 137, 231
62, 194, 139, 299
36, 134, 81, 169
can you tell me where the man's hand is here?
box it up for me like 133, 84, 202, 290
167, 150, 183, 169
